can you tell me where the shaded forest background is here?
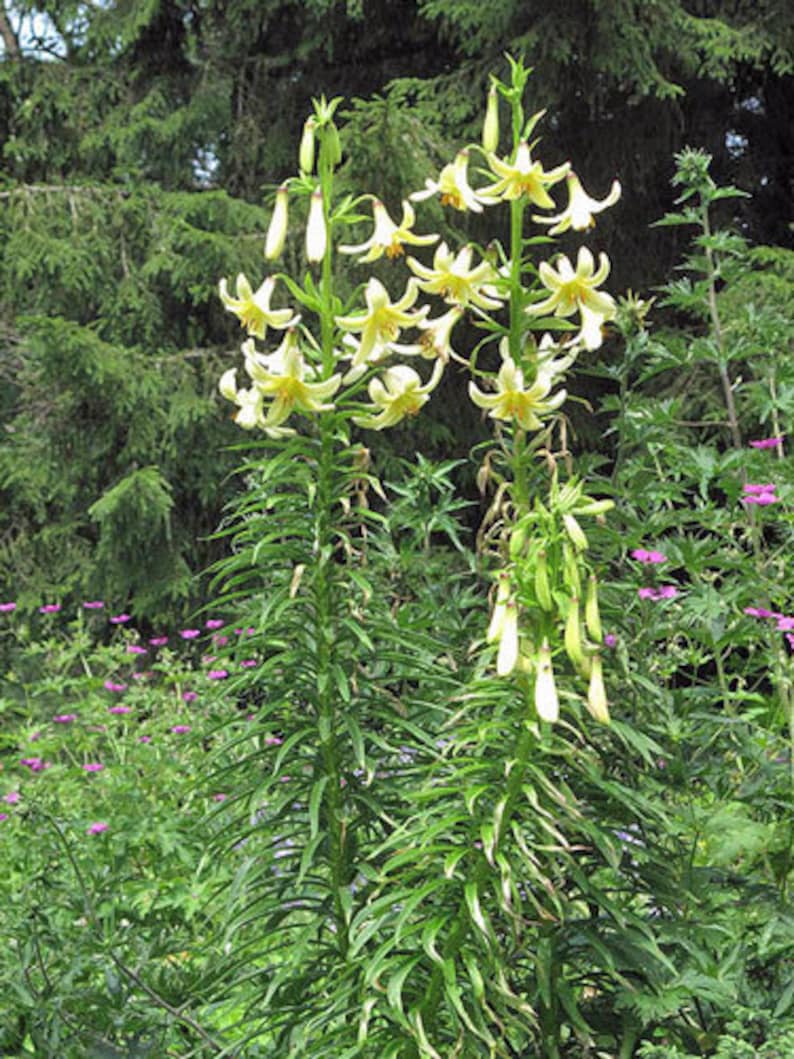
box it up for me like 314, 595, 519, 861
1, 0, 792, 621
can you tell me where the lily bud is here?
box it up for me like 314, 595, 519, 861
534, 640, 559, 723
305, 189, 327, 263
482, 84, 499, 154
299, 117, 316, 174
265, 185, 289, 260
563, 513, 588, 551
534, 549, 552, 610
496, 601, 519, 677
586, 652, 610, 724
585, 574, 602, 641
564, 597, 589, 677
487, 572, 512, 643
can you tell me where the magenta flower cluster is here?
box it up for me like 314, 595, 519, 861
742, 482, 779, 506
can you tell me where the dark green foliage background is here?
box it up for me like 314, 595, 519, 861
0, 0, 792, 619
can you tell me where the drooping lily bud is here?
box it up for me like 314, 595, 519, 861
482, 83, 499, 154
299, 117, 316, 175
586, 651, 610, 724
265, 185, 289, 260
305, 188, 327, 264
534, 549, 552, 610
585, 574, 602, 641
564, 597, 589, 677
487, 571, 512, 643
563, 513, 588, 551
496, 600, 519, 677
534, 639, 559, 723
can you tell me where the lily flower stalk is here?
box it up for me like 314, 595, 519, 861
407, 243, 502, 310
479, 141, 570, 207
336, 277, 428, 369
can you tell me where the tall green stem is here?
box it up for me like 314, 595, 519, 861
702, 206, 741, 450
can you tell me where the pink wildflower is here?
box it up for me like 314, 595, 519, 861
207, 669, 228, 680
776, 616, 794, 631
138, 735, 152, 743
212, 634, 229, 646
39, 603, 61, 614
149, 636, 168, 646
205, 619, 224, 630
29, 731, 41, 742
3, 791, 21, 804
81, 763, 105, 772
0, 813, 8, 823
265, 735, 283, 746
87, 822, 109, 834
743, 483, 776, 493
212, 793, 227, 802
743, 492, 778, 506
104, 681, 128, 693
127, 644, 147, 655
604, 633, 617, 648
0, 601, 17, 612
109, 613, 131, 624
131, 671, 150, 680
108, 705, 132, 715
234, 626, 255, 636
82, 600, 105, 609
744, 606, 779, 619
180, 628, 200, 640
749, 437, 783, 449
182, 691, 198, 703
638, 586, 679, 601
240, 659, 258, 668
630, 548, 667, 564
53, 713, 78, 723
171, 725, 192, 734
20, 757, 48, 771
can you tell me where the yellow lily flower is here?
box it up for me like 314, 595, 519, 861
219, 369, 265, 431
527, 247, 616, 333
414, 306, 464, 362
339, 199, 438, 262
336, 277, 428, 368
410, 149, 496, 213
407, 243, 503, 310
353, 360, 444, 431
218, 274, 299, 341
468, 339, 567, 431
532, 173, 621, 235
220, 334, 341, 431
479, 142, 569, 207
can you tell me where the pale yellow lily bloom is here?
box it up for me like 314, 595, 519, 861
220, 335, 341, 431
532, 173, 621, 235
528, 247, 616, 323
353, 360, 444, 431
218, 274, 299, 340
414, 306, 464, 362
336, 277, 428, 368
407, 243, 503, 310
339, 199, 438, 262
479, 142, 569, 207
469, 340, 567, 431
410, 149, 496, 213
